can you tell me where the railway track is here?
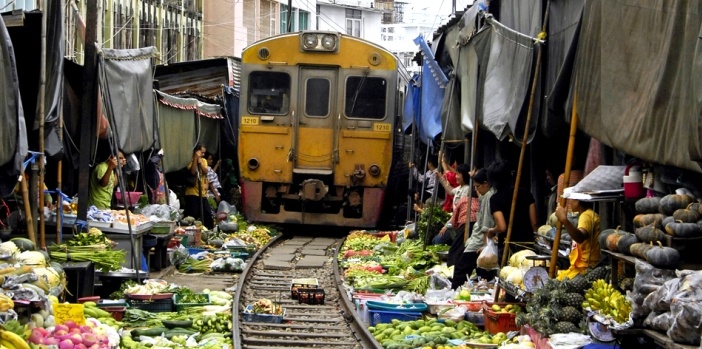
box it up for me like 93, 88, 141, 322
232, 234, 376, 349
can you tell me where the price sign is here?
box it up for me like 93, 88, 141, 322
242, 116, 259, 125
54, 303, 86, 326
373, 123, 391, 132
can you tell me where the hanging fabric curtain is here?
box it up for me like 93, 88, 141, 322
36, 0, 65, 159
452, 3, 485, 135
476, 15, 537, 143
99, 47, 157, 154
542, 0, 584, 138
222, 86, 239, 148
196, 101, 223, 154
572, 0, 702, 173
155, 91, 197, 173
0, 14, 28, 197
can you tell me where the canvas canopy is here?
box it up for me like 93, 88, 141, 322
99, 47, 157, 155
0, 14, 28, 197
155, 91, 223, 173
572, 0, 702, 173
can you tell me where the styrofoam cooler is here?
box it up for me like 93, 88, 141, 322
623, 165, 644, 199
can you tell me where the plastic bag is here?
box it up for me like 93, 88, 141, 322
643, 277, 681, 313
667, 299, 702, 345
477, 239, 499, 270
644, 311, 674, 332
429, 273, 452, 290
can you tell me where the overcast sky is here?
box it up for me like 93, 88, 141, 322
405, 0, 474, 25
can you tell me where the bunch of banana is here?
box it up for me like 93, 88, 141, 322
0, 328, 30, 349
582, 279, 632, 324
0, 294, 13, 312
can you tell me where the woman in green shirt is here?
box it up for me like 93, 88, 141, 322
88, 151, 126, 209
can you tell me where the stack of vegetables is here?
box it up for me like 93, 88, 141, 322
599, 194, 702, 270
48, 228, 126, 272
339, 232, 451, 295
370, 317, 502, 348
515, 266, 611, 336
0, 239, 67, 299
120, 288, 234, 349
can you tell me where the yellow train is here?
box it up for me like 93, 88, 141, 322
238, 31, 410, 227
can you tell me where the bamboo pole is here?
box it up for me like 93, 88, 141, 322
549, 93, 578, 277
500, 2, 551, 268
20, 173, 36, 244
38, 0, 48, 250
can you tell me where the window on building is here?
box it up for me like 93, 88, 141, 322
248, 71, 291, 115
305, 78, 331, 117
345, 76, 386, 119
346, 9, 362, 37
281, 4, 310, 33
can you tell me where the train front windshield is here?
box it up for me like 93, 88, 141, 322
345, 76, 386, 119
248, 71, 291, 115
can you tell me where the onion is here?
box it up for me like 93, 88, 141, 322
59, 339, 75, 349
81, 333, 97, 347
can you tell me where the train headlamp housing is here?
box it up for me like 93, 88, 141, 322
299, 31, 339, 53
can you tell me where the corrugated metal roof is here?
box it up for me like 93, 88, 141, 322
154, 57, 241, 99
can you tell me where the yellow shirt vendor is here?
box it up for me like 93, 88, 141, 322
556, 199, 601, 280
88, 152, 126, 210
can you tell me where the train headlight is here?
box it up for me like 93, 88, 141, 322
321, 35, 337, 50
302, 33, 318, 49
369, 164, 381, 177
299, 31, 339, 53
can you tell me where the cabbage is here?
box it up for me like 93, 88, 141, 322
509, 250, 536, 268
506, 269, 525, 285
0, 241, 19, 260
17, 251, 48, 267
500, 266, 518, 280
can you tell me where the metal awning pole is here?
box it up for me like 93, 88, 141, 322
38, 0, 48, 250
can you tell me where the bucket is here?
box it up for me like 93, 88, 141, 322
623, 165, 644, 200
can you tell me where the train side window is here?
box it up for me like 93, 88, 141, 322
305, 78, 330, 117
248, 71, 291, 115
345, 76, 386, 119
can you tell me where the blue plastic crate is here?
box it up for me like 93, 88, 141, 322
369, 309, 422, 326
366, 300, 428, 313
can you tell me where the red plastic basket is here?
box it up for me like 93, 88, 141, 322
482, 302, 524, 334
102, 306, 126, 321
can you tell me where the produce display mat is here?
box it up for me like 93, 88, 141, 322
126, 293, 174, 300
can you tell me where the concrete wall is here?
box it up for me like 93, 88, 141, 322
317, 3, 383, 43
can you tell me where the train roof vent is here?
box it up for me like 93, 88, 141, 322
258, 47, 270, 60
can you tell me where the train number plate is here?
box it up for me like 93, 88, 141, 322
373, 123, 391, 132
242, 116, 259, 125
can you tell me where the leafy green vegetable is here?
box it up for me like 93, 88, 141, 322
110, 280, 138, 299
416, 203, 451, 243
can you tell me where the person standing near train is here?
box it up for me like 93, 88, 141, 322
184, 143, 214, 229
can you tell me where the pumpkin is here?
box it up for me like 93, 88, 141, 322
599, 226, 622, 249
644, 241, 680, 268
629, 242, 654, 260
659, 194, 694, 215
606, 231, 629, 252
662, 216, 675, 227
687, 202, 701, 214
633, 214, 665, 228
635, 197, 662, 214
616, 233, 639, 255
664, 221, 702, 238
672, 204, 700, 223
635, 223, 667, 243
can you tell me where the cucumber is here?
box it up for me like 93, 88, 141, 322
161, 320, 194, 329
131, 327, 169, 337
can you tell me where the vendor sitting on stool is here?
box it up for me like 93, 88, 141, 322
555, 199, 601, 280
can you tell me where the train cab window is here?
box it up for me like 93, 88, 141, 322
305, 78, 330, 117
345, 76, 386, 119
248, 71, 291, 115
